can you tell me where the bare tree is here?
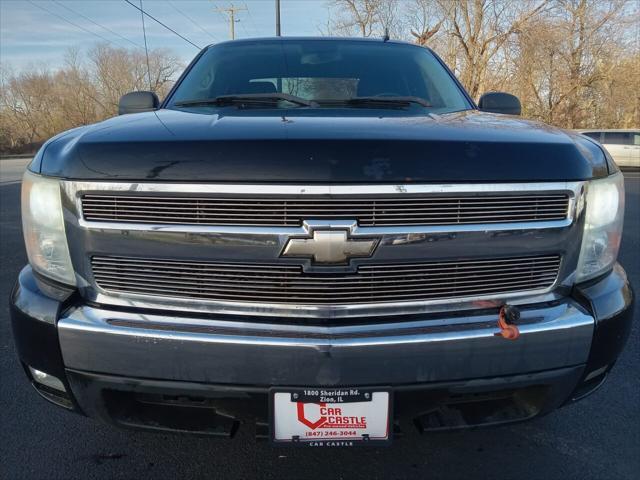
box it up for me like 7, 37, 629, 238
511, 0, 635, 128
376, 0, 405, 39
1, 69, 60, 144
597, 54, 640, 128
407, 0, 444, 46
330, 0, 383, 37
0, 43, 183, 153
59, 48, 101, 126
89, 44, 182, 117
438, 0, 549, 99
556, 0, 629, 127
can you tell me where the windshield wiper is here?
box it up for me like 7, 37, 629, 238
318, 96, 432, 108
174, 93, 316, 108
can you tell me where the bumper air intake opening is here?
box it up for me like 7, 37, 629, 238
26, 365, 75, 410
570, 368, 610, 402
32, 382, 75, 409
413, 386, 548, 432
103, 390, 240, 437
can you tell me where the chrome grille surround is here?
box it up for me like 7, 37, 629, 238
81, 192, 570, 227
61, 180, 585, 319
91, 255, 562, 305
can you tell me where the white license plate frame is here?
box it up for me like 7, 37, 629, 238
270, 387, 392, 447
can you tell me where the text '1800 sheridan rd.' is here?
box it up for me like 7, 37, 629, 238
11, 37, 633, 446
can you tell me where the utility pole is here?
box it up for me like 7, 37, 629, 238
215, 3, 246, 40
275, 0, 281, 36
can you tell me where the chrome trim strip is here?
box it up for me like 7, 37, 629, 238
87, 285, 563, 319
60, 302, 591, 347
64, 181, 584, 196
65, 180, 582, 233
76, 218, 574, 234
57, 302, 594, 384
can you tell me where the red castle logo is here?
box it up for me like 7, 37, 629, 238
296, 402, 367, 430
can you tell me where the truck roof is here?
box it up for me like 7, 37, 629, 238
206, 36, 417, 49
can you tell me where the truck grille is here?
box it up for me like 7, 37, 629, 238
91, 255, 561, 305
81, 193, 570, 227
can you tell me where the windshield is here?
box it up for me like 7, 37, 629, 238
168, 39, 472, 113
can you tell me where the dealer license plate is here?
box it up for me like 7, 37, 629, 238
271, 388, 392, 447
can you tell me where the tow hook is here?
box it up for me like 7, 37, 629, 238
496, 305, 520, 340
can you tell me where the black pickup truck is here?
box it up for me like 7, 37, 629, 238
11, 37, 633, 446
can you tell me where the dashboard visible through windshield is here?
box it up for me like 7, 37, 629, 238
167, 39, 472, 113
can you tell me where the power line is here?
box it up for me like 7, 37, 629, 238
123, 0, 201, 49
214, 3, 247, 40
52, 0, 143, 49
139, 0, 152, 90
27, 0, 118, 46
238, 16, 250, 38
167, 0, 218, 43
244, 2, 260, 36
213, 4, 231, 28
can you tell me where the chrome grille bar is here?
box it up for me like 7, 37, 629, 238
92, 255, 561, 305
81, 193, 570, 227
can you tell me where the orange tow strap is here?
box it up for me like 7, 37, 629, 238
496, 305, 520, 340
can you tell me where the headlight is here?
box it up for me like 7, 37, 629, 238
21, 170, 76, 286
576, 172, 625, 282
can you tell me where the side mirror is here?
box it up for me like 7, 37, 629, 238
118, 91, 159, 115
478, 92, 521, 115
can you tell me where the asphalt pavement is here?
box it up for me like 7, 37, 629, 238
1, 158, 638, 480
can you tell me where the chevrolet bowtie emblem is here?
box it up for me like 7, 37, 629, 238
282, 229, 378, 264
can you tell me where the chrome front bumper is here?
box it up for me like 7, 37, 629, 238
12, 264, 634, 433
57, 300, 595, 386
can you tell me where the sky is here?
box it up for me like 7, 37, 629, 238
0, 0, 332, 72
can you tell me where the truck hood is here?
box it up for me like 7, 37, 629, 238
36, 108, 609, 182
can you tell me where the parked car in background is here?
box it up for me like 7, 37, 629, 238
578, 129, 640, 168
